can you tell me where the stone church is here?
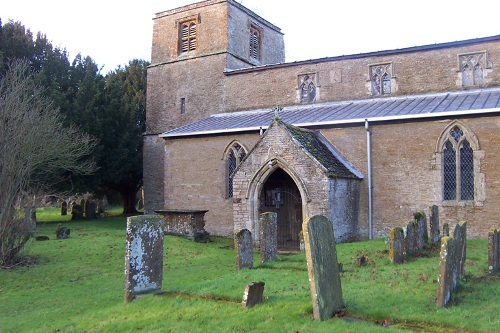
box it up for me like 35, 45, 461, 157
144, 0, 500, 248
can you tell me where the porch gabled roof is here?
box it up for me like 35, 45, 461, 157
160, 87, 500, 138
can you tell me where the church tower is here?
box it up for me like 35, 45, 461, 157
144, 0, 285, 212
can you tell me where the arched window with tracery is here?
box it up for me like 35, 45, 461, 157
370, 63, 392, 95
226, 142, 247, 198
299, 74, 316, 103
440, 125, 477, 201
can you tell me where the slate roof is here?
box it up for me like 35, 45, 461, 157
280, 121, 362, 179
160, 87, 500, 138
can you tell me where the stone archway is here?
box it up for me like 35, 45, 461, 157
259, 168, 303, 250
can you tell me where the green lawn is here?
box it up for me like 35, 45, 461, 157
0, 210, 498, 332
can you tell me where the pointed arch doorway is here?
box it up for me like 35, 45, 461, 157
259, 168, 302, 250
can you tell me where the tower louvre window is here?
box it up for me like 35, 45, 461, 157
249, 25, 261, 61
179, 20, 197, 54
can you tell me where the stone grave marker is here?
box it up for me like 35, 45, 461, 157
242, 282, 265, 308
56, 224, 70, 239
124, 215, 164, 303
405, 220, 417, 255
71, 204, 84, 220
235, 229, 254, 270
415, 211, 428, 250
437, 236, 456, 308
259, 212, 277, 263
85, 200, 97, 219
453, 222, 467, 278
488, 227, 500, 275
61, 201, 67, 216
429, 205, 440, 243
302, 215, 344, 321
389, 227, 405, 264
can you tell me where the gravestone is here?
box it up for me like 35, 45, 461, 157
124, 215, 164, 303
235, 229, 254, 270
436, 222, 467, 308
259, 212, 277, 263
242, 282, 265, 308
302, 215, 344, 321
415, 211, 428, 250
61, 201, 68, 216
429, 205, 440, 243
56, 224, 70, 239
437, 236, 456, 308
488, 227, 500, 275
443, 223, 449, 237
389, 227, 405, 264
71, 204, 84, 220
453, 222, 467, 278
85, 200, 97, 219
405, 220, 418, 255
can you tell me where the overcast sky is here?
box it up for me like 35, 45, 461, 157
2, 0, 499, 73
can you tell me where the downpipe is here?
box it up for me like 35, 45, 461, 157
365, 119, 373, 240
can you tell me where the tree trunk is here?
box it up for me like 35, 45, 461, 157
120, 188, 138, 214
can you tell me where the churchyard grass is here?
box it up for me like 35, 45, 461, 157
0, 216, 498, 333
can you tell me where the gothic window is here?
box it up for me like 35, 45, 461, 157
179, 19, 197, 54
370, 63, 392, 95
441, 125, 475, 201
226, 142, 247, 198
249, 25, 261, 61
298, 74, 317, 103
459, 53, 487, 87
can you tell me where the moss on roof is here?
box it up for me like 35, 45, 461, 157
280, 120, 359, 179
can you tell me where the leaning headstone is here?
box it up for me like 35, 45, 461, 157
415, 211, 428, 250
61, 201, 68, 216
389, 227, 405, 264
429, 205, 440, 243
488, 227, 500, 275
242, 282, 265, 308
259, 212, 277, 263
302, 215, 344, 321
437, 236, 456, 308
124, 215, 164, 303
235, 229, 254, 270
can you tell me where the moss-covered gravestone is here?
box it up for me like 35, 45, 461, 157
389, 227, 404, 264
124, 215, 164, 303
302, 215, 344, 321
235, 229, 253, 270
429, 205, 440, 243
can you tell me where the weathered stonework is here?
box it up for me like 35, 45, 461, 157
389, 227, 405, 264
242, 282, 265, 308
259, 212, 277, 263
124, 215, 164, 303
302, 215, 344, 321
235, 228, 254, 270
436, 222, 467, 308
429, 205, 440, 244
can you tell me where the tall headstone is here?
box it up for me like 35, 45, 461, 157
488, 227, 500, 275
389, 227, 405, 264
235, 229, 254, 270
259, 212, 277, 263
437, 236, 456, 308
415, 211, 428, 250
405, 220, 418, 255
436, 222, 467, 308
85, 200, 97, 219
61, 201, 68, 216
453, 222, 467, 278
429, 205, 440, 243
242, 282, 265, 308
302, 215, 344, 321
124, 215, 164, 303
